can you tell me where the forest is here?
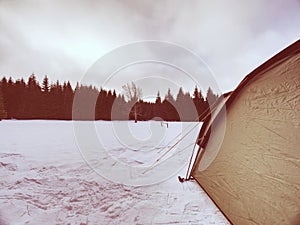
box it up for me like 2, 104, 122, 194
0, 74, 219, 121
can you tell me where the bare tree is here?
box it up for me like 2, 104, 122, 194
122, 82, 142, 102
122, 82, 142, 123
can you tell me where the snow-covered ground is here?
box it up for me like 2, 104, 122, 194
0, 120, 229, 225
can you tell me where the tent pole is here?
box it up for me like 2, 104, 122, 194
185, 141, 199, 180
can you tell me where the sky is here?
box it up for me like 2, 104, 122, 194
0, 0, 299, 99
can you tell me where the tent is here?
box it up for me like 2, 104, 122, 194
190, 40, 300, 225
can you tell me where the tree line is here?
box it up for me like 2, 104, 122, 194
0, 74, 218, 121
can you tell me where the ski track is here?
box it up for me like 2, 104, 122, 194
0, 121, 229, 225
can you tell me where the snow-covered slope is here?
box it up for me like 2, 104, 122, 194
0, 120, 229, 224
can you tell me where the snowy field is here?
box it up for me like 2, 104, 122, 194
0, 120, 229, 225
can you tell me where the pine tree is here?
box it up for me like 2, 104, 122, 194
111, 94, 127, 120
193, 86, 199, 99
14, 78, 26, 119
49, 80, 64, 119
26, 73, 42, 119
165, 88, 175, 104
155, 91, 161, 104
206, 87, 218, 105
62, 81, 74, 120
42, 75, 50, 92
193, 86, 206, 120
176, 87, 185, 103
153, 91, 163, 120
0, 86, 7, 120
175, 87, 196, 121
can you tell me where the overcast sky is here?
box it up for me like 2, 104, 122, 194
0, 0, 299, 98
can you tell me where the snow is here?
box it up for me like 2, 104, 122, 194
0, 120, 229, 225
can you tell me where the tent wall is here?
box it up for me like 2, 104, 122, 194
192, 41, 300, 225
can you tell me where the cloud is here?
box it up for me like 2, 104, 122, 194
0, 0, 299, 93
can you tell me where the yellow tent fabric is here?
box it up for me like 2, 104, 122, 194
192, 40, 300, 225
